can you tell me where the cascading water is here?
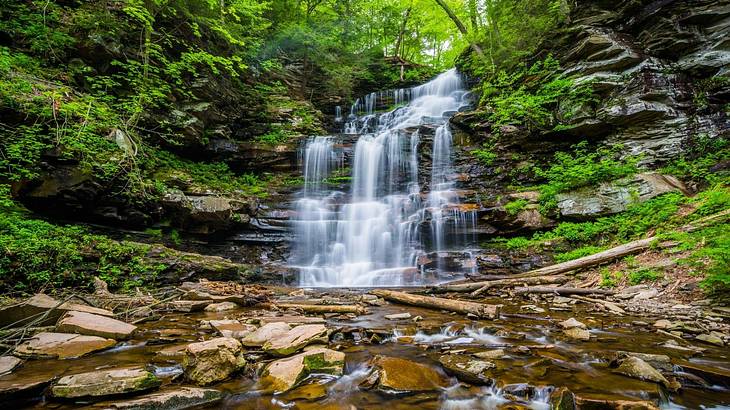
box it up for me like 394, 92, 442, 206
291, 69, 475, 287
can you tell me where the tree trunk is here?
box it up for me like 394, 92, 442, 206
371, 290, 500, 318
437, 275, 568, 294
433, 0, 485, 57
394, 6, 412, 59
511, 286, 615, 296
274, 303, 368, 315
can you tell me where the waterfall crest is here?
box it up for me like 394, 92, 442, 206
291, 69, 475, 287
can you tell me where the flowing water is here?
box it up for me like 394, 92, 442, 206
291, 70, 476, 287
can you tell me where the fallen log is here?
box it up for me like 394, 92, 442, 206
437, 275, 568, 294
371, 290, 500, 319
274, 303, 368, 315
511, 286, 615, 296
570, 295, 626, 315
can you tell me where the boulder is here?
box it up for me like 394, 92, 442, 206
260, 348, 345, 393
550, 387, 576, 410
559, 318, 587, 329
161, 190, 253, 234
204, 302, 239, 312
262, 324, 329, 356
99, 387, 223, 410
167, 300, 211, 312
0, 356, 21, 376
613, 352, 672, 372
696, 333, 725, 346
556, 173, 687, 219
51, 367, 160, 398
241, 322, 291, 347
182, 337, 246, 385
438, 354, 494, 385
208, 320, 257, 338
362, 356, 449, 394
563, 327, 591, 341
0, 294, 114, 327
14, 332, 115, 359
56, 311, 137, 340
614, 356, 676, 390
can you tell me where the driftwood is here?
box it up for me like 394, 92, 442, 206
570, 295, 626, 315
371, 290, 500, 319
274, 303, 368, 315
510, 286, 615, 296
438, 275, 568, 294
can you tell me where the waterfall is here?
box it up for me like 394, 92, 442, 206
292, 69, 474, 287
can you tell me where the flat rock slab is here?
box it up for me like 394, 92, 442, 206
0, 356, 22, 376
167, 300, 211, 313
51, 367, 160, 398
14, 332, 115, 359
99, 387, 223, 410
365, 355, 450, 393
56, 311, 137, 340
0, 373, 54, 400
439, 354, 495, 385
262, 324, 328, 356
260, 348, 345, 393
0, 294, 114, 327
209, 320, 256, 338
204, 302, 239, 312
241, 322, 291, 347
256, 316, 326, 325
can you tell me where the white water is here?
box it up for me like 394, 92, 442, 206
291, 69, 475, 287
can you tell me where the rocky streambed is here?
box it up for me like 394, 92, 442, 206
1, 282, 729, 410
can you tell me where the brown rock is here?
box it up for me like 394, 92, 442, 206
0, 294, 114, 327
51, 367, 160, 398
14, 332, 115, 359
98, 387, 223, 409
260, 348, 345, 393
240, 322, 291, 347
262, 324, 328, 356
0, 356, 22, 376
209, 320, 256, 338
56, 311, 137, 340
183, 337, 246, 385
364, 356, 449, 393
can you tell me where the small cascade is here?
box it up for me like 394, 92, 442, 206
291, 69, 476, 287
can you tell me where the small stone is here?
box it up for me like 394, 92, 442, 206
0, 356, 21, 376
50, 367, 160, 398
56, 311, 137, 340
521, 304, 546, 313
633, 289, 659, 300
696, 333, 724, 346
208, 320, 256, 338
385, 312, 412, 320
204, 301, 239, 312
183, 337, 246, 385
559, 318, 587, 329
100, 387, 223, 409
412, 315, 423, 322
653, 319, 672, 329
438, 354, 495, 384
563, 327, 591, 341
14, 332, 115, 359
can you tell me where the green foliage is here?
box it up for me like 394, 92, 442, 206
472, 147, 498, 166
0, 210, 165, 292
659, 135, 730, 186
628, 268, 662, 285
504, 199, 528, 216
256, 128, 291, 145
533, 142, 639, 213
553, 245, 606, 263
599, 268, 622, 288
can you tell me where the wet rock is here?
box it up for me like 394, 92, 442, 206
563, 327, 591, 341
167, 300, 211, 313
255, 315, 326, 326
438, 354, 495, 384
613, 352, 672, 372
0, 374, 54, 400
559, 318, 587, 329
263, 324, 329, 356
0, 293, 114, 327
99, 387, 223, 409
696, 333, 725, 346
56, 311, 137, 340
0, 356, 21, 376
241, 322, 291, 347
209, 320, 256, 338
50, 367, 161, 398
260, 348, 345, 393
362, 356, 449, 394
161, 190, 254, 234
203, 301, 239, 312
614, 356, 677, 390
550, 387, 576, 410
14, 332, 115, 359
576, 397, 660, 410
385, 312, 412, 320
182, 337, 246, 385
676, 361, 730, 389
653, 319, 671, 329
473, 349, 506, 360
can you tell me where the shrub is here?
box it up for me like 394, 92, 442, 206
628, 268, 662, 285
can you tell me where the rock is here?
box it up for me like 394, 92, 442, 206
0, 294, 114, 327
385, 313, 412, 320
363, 356, 449, 394
473, 349, 506, 360
99, 387, 223, 410
167, 300, 211, 312
203, 301, 239, 312
0, 356, 21, 376
438, 354, 495, 384
51, 367, 161, 398
563, 327, 591, 341
613, 352, 672, 372
521, 304, 546, 313
614, 356, 676, 390
241, 322, 291, 347
260, 348, 345, 393
255, 316, 326, 326
559, 317, 587, 329
575, 397, 660, 410
262, 324, 329, 356
161, 190, 253, 234
208, 320, 256, 338
183, 337, 246, 385
556, 173, 687, 219
550, 387, 576, 410
0, 374, 54, 400
653, 319, 671, 329
56, 311, 137, 340
14, 332, 115, 359
696, 333, 725, 346
633, 289, 659, 300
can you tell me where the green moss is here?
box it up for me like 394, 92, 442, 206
504, 199, 529, 216
553, 246, 607, 263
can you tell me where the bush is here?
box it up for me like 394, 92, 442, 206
628, 268, 662, 285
